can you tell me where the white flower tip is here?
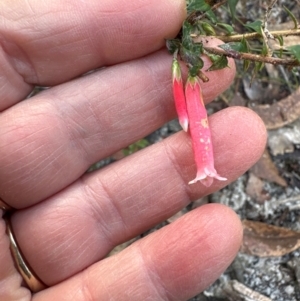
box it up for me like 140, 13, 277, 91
189, 176, 214, 187
188, 172, 227, 187
188, 178, 198, 185
180, 119, 189, 132
214, 175, 227, 181
205, 168, 227, 182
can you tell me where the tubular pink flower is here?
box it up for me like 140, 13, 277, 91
172, 59, 188, 132
185, 76, 227, 187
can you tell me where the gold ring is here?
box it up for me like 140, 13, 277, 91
5, 216, 47, 293
0, 198, 13, 211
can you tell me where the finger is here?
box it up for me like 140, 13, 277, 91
0, 50, 235, 208
0, 0, 185, 109
11, 107, 266, 285
0, 214, 30, 301
32, 204, 242, 301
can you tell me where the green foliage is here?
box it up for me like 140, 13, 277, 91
166, 39, 180, 54
288, 45, 300, 62
239, 37, 250, 53
283, 5, 298, 29
167, 20, 205, 77
187, 0, 217, 22
186, 56, 204, 76
219, 41, 248, 55
243, 59, 251, 72
181, 21, 204, 75
276, 35, 284, 58
254, 61, 264, 73
228, 0, 239, 20
206, 54, 228, 71
182, 21, 194, 49
166, 0, 300, 80
201, 22, 216, 35
226, 38, 251, 70
216, 23, 234, 35
187, 0, 210, 13
244, 20, 263, 34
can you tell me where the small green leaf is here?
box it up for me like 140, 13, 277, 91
244, 20, 263, 34
205, 9, 217, 24
287, 45, 300, 62
179, 22, 203, 56
196, 23, 205, 35
219, 42, 239, 51
166, 39, 180, 54
187, 0, 210, 13
180, 47, 204, 70
261, 39, 268, 56
207, 55, 228, 71
205, 53, 221, 64
181, 21, 204, 58
219, 39, 249, 55
201, 22, 216, 36
191, 42, 204, 55
243, 60, 251, 72
182, 21, 194, 50
228, 0, 239, 20
187, 0, 217, 23
181, 42, 204, 77
189, 63, 203, 77
182, 21, 194, 40
276, 35, 284, 46
221, 41, 251, 58
283, 5, 298, 29
218, 43, 242, 59
239, 37, 249, 53
275, 35, 284, 58
216, 23, 234, 35
250, 61, 264, 84
255, 61, 264, 72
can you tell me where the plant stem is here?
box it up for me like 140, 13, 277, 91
203, 46, 300, 67
212, 29, 300, 42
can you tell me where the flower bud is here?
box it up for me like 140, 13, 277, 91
172, 59, 188, 132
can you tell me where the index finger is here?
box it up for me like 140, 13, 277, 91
0, 0, 185, 109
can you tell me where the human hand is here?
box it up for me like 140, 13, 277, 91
0, 1, 267, 300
